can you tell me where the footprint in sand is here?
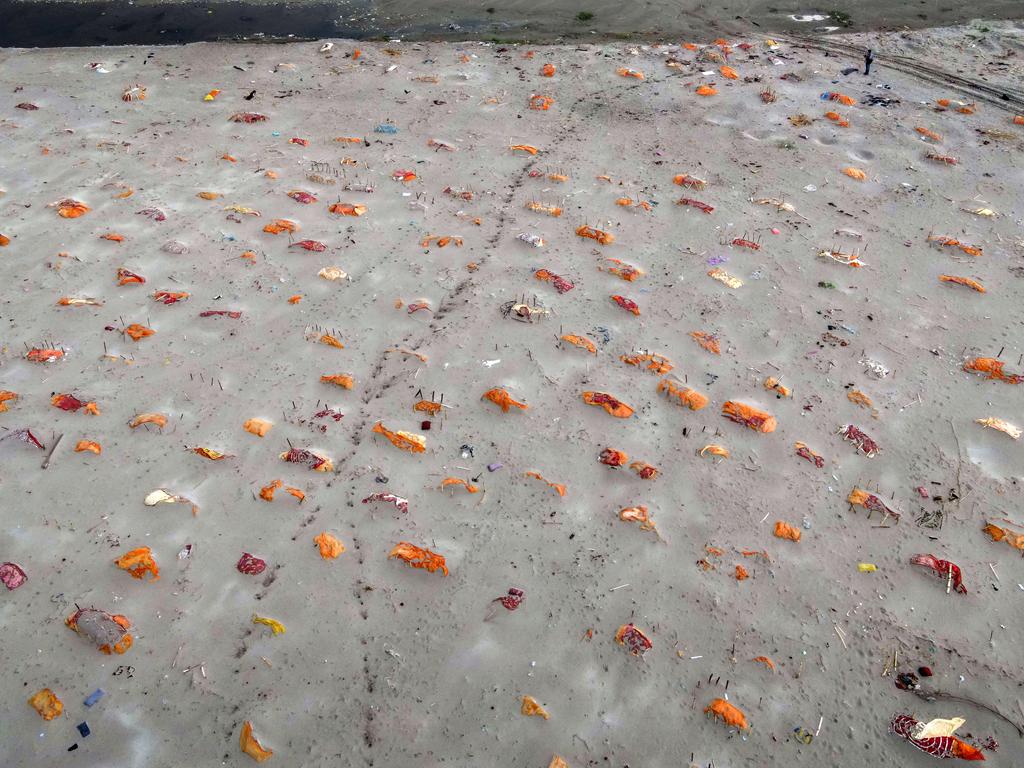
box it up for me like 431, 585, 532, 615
705, 114, 736, 127
849, 148, 876, 162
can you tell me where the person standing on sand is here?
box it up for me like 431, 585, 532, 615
864, 49, 875, 75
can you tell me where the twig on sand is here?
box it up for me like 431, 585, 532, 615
833, 624, 848, 649
882, 645, 899, 677
41, 433, 64, 469
909, 688, 1024, 737
949, 420, 963, 501
85, 516, 109, 534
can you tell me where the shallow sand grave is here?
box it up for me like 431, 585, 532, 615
1, 24, 1024, 767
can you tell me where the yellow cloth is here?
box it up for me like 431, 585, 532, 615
914, 717, 965, 739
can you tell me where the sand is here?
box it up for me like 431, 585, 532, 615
1, 21, 1024, 768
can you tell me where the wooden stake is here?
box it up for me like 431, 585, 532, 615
42, 433, 64, 469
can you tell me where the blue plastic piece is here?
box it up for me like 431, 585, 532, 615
83, 689, 105, 708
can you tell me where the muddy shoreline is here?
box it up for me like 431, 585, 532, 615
0, 0, 1022, 47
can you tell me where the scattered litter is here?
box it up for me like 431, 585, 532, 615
1, 33, 1017, 766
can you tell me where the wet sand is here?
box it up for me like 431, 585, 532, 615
2, 21, 1024, 768
1, 0, 1023, 46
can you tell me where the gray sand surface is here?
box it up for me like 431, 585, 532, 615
1, 22, 1023, 768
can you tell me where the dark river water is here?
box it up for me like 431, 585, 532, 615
0, 0, 1020, 47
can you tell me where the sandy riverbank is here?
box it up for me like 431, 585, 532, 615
1, 21, 1023, 768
